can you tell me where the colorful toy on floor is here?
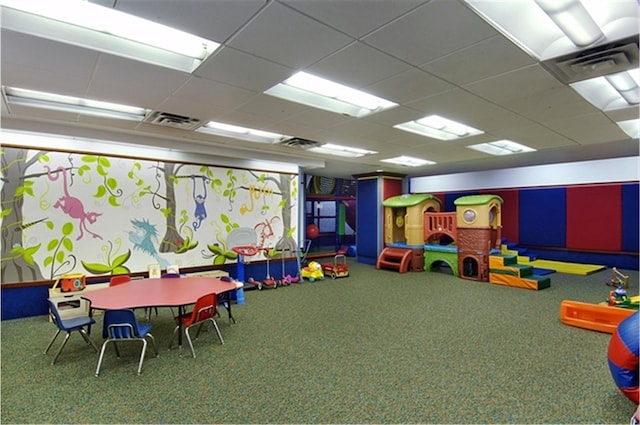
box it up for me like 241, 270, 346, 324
607, 311, 639, 404
321, 254, 349, 279
607, 286, 639, 309
301, 261, 324, 282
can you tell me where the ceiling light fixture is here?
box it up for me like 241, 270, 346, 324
617, 119, 640, 139
380, 156, 435, 167
307, 143, 378, 158
394, 115, 484, 141
534, 0, 603, 47
605, 71, 640, 105
3, 86, 149, 121
467, 140, 536, 156
196, 121, 288, 144
0, 0, 220, 73
265, 72, 397, 118
570, 68, 640, 111
463, 0, 637, 60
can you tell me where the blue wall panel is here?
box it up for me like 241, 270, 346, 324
2, 286, 50, 320
519, 187, 566, 247
356, 178, 379, 264
622, 183, 639, 252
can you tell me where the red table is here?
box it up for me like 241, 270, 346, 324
82, 276, 239, 348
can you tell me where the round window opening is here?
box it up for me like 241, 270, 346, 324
463, 209, 476, 223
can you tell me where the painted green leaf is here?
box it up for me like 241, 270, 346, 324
47, 239, 59, 251
221, 214, 230, 224
56, 251, 65, 263
81, 155, 97, 163
23, 186, 34, 197
0, 208, 11, 218
213, 255, 226, 265
25, 244, 41, 256
62, 238, 73, 251
112, 265, 131, 275
38, 153, 50, 162
94, 185, 107, 198
46, 221, 54, 230
96, 165, 108, 177
15, 186, 24, 196
127, 171, 134, 179
224, 250, 238, 260
99, 156, 111, 167
81, 261, 112, 274
44, 256, 53, 267
112, 250, 131, 267
23, 253, 35, 266
208, 244, 223, 254
108, 195, 120, 207
62, 222, 74, 235
106, 177, 117, 190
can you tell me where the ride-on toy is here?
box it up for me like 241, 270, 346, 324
300, 261, 324, 282
322, 254, 349, 279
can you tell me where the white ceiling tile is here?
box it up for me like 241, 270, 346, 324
362, 0, 497, 66
87, 55, 190, 109
307, 42, 411, 89
421, 35, 536, 85
281, 0, 428, 38
110, 0, 267, 43
196, 47, 293, 92
227, 1, 353, 69
364, 68, 454, 104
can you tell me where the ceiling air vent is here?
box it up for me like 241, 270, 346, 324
278, 137, 321, 149
542, 36, 639, 84
144, 111, 202, 130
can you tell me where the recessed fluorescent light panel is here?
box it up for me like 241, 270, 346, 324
570, 69, 640, 111
264, 72, 398, 118
394, 115, 484, 141
463, 0, 638, 60
0, 0, 220, 73
3, 86, 149, 121
380, 156, 435, 167
196, 121, 288, 144
467, 140, 536, 156
307, 143, 378, 158
617, 119, 640, 139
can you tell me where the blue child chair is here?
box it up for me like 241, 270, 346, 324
95, 309, 158, 376
44, 299, 99, 365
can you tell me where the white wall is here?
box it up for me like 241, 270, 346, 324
409, 156, 640, 193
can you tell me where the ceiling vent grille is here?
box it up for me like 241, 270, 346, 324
278, 137, 321, 149
542, 36, 639, 84
144, 111, 202, 130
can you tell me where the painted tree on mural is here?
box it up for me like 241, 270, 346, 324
1, 148, 46, 282
1, 148, 127, 283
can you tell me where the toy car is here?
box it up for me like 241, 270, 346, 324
322, 255, 349, 279
301, 261, 324, 282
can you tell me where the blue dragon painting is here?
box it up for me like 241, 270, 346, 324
128, 218, 169, 269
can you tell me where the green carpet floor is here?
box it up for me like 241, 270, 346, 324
1, 261, 638, 424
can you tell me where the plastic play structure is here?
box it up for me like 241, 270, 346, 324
607, 311, 639, 404
376, 193, 550, 290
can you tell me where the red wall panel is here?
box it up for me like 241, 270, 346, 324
566, 184, 621, 251
491, 189, 519, 244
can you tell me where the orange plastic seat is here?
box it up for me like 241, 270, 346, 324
109, 275, 131, 286
168, 293, 224, 358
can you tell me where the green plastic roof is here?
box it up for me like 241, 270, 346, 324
454, 194, 503, 206
383, 193, 441, 207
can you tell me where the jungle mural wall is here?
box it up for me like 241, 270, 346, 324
1, 146, 299, 284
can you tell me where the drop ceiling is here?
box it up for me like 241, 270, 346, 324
1, 0, 638, 179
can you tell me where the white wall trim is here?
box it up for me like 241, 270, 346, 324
409, 157, 640, 193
